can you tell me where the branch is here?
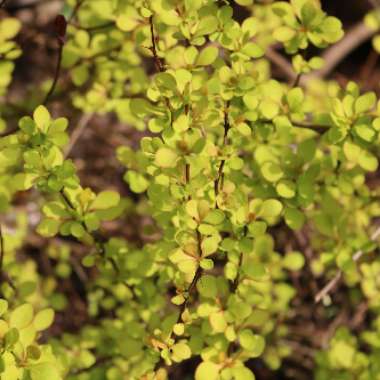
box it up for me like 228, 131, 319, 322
59, 188, 118, 273
176, 229, 203, 324
310, 21, 377, 80
64, 113, 94, 158
149, 16, 164, 72
265, 47, 297, 82
43, 15, 67, 105
315, 225, 380, 303
214, 101, 230, 207
265, 21, 377, 85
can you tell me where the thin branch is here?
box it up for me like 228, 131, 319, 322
43, 43, 63, 105
176, 229, 203, 324
214, 101, 230, 207
68, 0, 86, 23
265, 47, 297, 82
312, 21, 376, 80
315, 225, 380, 303
43, 15, 67, 105
64, 113, 94, 158
266, 21, 377, 85
149, 16, 164, 72
59, 188, 118, 273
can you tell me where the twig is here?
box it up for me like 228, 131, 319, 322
43, 15, 67, 105
176, 229, 203, 324
68, 0, 86, 23
265, 47, 297, 82
315, 225, 380, 303
214, 101, 230, 207
149, 16, 163, 72
312, 21, 376, 80
58, 189, 118, 273
64, 113, 94, 158
266, 21, 377, 85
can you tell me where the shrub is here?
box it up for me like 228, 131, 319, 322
1, 0, 380, 379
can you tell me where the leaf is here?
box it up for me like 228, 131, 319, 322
209, 311, 227, 332
241, 42, 264, 58
355, 92, 376, 114
33, 309, 55, 331
284, 207, 305, 230
283, 251, 305, 271
0, 299, 8, 317
155, 147, 178, 168
37, 219, 61, 238
258, 199, 283, 219
33, 105, 51, 132
261, 162, 283, 182
10, 303, 34, 329
196, 46, 219, 66
91, 191, 120, 210
358, 150, 378, 172
235, 0, 253, 5
29, 362, 61, 380
195, 361, 220, 380
238, 330, 265, 357
171, 342, 192, 362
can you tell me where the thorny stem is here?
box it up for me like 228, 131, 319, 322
149, 16, 163, 72
214, 101, 230, 207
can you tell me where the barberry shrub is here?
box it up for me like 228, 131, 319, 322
1, 0, 380, 379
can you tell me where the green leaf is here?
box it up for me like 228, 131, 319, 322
196, 46, 219, 66
209, 311, 227, 332
10, 303, 34, 329
195, 361, 220, 380
155, 147, 179, 168
276, 180, 296, 198
235, 0, 253, 5
355, 92, 376, 114
238, 330, 265, 357
261, 162, 283, 182
171, 342, 192, 362
358, 150, 378, 172
33, 105, 51, 132
241, 42, 264, 58
283, 251, 305, 271
37, 219, 61, 237
91, 191, 120, 210
29, 362, 61, 380
0, 299, 8, 317
197, 275, 217, 298
284, 207, 305, 230
258, 199, 283, 219
33, 309, 54, 331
